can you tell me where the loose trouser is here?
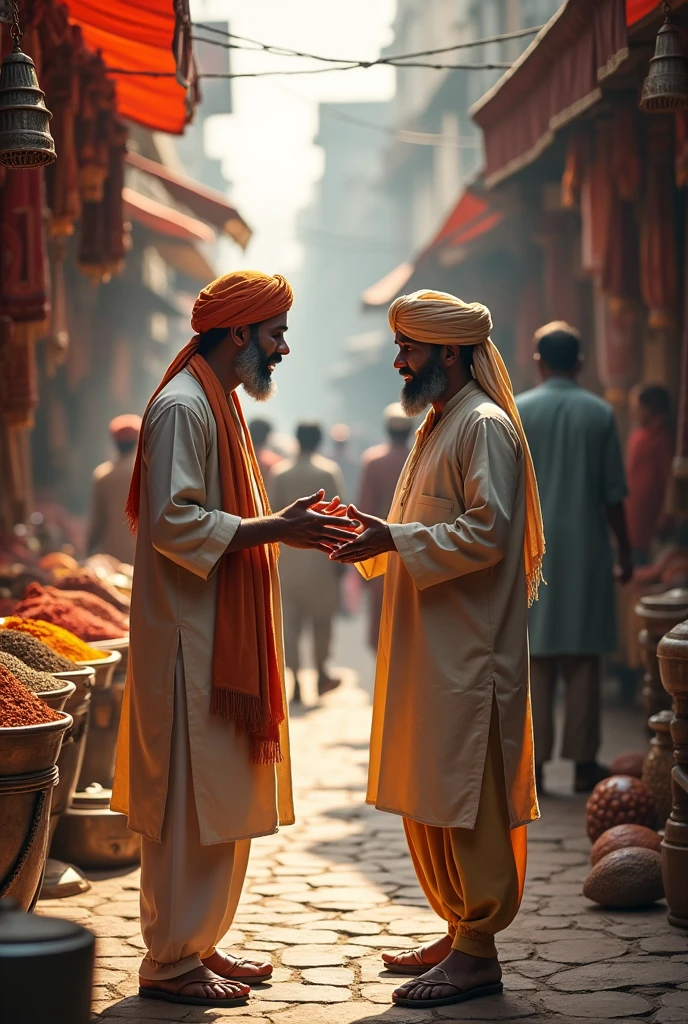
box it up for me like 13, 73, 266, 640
529, 654, 601, 765
139, 656, 250, 981
403, 701, 526, 958
283, 595, 333, 674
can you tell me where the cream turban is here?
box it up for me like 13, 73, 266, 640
388, 289, 545, 605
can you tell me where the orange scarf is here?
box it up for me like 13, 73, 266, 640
126, 338, 284, 764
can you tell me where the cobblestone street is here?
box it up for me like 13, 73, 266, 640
36, 618, 688, 1024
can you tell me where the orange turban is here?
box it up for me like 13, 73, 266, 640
109, 414, 142, 443
191, 270, 293, 334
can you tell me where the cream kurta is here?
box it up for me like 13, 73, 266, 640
112, 369, 294, 844
359, 380, 538, 831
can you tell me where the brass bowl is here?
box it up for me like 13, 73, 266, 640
35, 680, 76, 714
76, 648, 121, 690
0, 713, 73, 775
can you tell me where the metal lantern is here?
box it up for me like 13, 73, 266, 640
0, 6, 56, 169
640, 4, 688, 113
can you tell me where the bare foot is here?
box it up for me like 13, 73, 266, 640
202, 949, 273, 982
393, 949, 501, 1003
139, 965, 250, 1004
382, 933, 453, 972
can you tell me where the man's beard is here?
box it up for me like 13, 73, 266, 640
400, 349, 448, 416
236, 335, 279, 402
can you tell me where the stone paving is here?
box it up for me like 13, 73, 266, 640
36, 638, 688, 1024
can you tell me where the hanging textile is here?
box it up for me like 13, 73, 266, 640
640, 120, 677, 328
580, 123, 614, 276
561, 129, 590, 209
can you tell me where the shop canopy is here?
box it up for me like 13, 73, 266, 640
123, 187, 215, 245
362, 185, 503, 308
63, 1, 195, 134
126, 151, 251, 249
471, 0, 687, 189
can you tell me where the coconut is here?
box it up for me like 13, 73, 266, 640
583, 846, 663, 908
590, 823, 662, 865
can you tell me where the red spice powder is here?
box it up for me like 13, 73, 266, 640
53, 572, 130, 613
41, 585, 128, 632
12, 583, 124, 642
0, 664, 62, 727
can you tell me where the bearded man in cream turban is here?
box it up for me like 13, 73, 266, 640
113, 271, 356, 1009
332, 290, 543, 1010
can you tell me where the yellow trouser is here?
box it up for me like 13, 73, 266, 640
403, 701, 527, 958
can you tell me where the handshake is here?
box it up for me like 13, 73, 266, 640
278, 489, 395, 564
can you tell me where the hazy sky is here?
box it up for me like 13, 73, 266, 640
191, 0, 397, 274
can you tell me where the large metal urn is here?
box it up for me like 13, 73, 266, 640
76, 648, 122, 790
0, 899, 94, 1023
0, 714, 72, 910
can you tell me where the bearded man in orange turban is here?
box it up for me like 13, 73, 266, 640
112, 271, 355, 1009
331, 290, 543, 1011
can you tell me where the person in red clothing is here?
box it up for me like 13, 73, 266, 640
625, 385, 674, 564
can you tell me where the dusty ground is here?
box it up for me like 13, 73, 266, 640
36, 614, 688, 1023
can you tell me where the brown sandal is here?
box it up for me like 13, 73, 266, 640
203, 952, 273, 983
139, 965, 250, 1007
382, 947, 443, 975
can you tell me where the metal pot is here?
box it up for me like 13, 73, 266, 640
75, 649, 122, 790
91, 634, 129, 678
0, 714, 72, 910
35, 680, 75, 714
51, 784, 140, 869
0, 898, 94, 1023
48, 669, 94, 841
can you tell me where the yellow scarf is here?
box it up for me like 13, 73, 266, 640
388, 288, 545, 605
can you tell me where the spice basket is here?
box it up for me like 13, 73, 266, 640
0, 713, 72, 910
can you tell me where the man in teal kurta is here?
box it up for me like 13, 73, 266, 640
516, 322, 631, 794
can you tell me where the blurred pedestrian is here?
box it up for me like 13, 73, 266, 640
270, 422, 344, 703
358, 403, 413, 648
87, 414, 142, 564
625, 385, 673, 564
333, 290, 541, 1010
330, 423, 359, 499
248, 417, 283, 481
517, 322, 632, 795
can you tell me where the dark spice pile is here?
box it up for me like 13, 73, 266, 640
0, 629, 76, 672
0, 665, 62, 727
0, 652, 66, 693
53, 571, 130, 613
13, 582, 125, 641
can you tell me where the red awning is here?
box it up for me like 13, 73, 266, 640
362, 186, 503, 308
471, 0, 628, 188
122, 187, 215, 245
63, 1, 193, 134
126, 151, 252, 249
627, 1, 663, 24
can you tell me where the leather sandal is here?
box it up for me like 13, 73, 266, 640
203, 952, 273, 983
393, 966, 503, 1008
139, 966, 250, 1007
382, 947, 443, 975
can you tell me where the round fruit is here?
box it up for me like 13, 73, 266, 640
610, 752, 645, 779
585, 775, 657, 843
590, 823, 662, 865
583, 846, 663, 907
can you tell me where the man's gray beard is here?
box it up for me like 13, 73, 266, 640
400, 353, 448, 416
236, 335, 276, 402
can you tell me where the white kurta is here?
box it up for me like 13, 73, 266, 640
112, 369, 294, 844
358, 380, 539, 831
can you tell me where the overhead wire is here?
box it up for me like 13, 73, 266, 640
106, 22, 544, 78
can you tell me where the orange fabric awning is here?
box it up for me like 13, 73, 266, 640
63, 1, 191, 134
362, 186, 503, 308
126, 151, 252, 248
123, 187, 215, 245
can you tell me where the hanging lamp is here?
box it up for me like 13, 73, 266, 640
640, 1, 688, 113
0, 1, 56, 167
